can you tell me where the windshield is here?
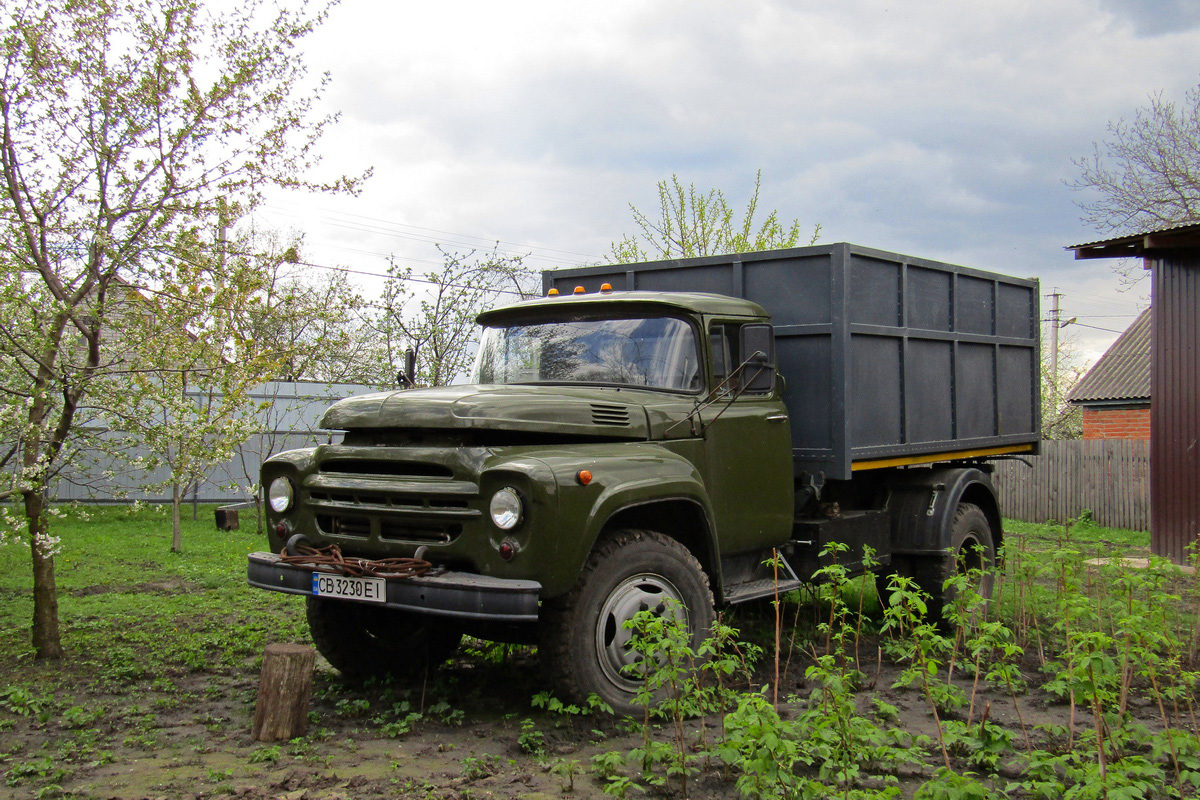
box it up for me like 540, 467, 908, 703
473, 316, 701, 392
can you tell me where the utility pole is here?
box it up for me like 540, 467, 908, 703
1045, 289, 1078, 379
1048, 288, 1062, 380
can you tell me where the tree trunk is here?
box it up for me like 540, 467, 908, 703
252, 644, 315, 741
171, 483, 183, 553
26, 490, 64, 660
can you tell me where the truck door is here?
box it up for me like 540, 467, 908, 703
702, 323, 794, 554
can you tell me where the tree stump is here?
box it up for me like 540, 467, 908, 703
252, 643, 316, 741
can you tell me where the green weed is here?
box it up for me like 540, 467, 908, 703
248, 744, 282, 764
460, 753, 500, 781
517, 717, 546, 756
549, 756, 582, 791
5, 756, 67, 788
0, 686, 50, 717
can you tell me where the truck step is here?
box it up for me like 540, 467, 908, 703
724, 577, 806, 605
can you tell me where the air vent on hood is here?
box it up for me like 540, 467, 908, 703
590, 403, 631, 426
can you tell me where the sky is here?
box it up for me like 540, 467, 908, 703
253, 0, 1200, 367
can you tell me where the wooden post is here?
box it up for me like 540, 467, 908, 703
214, 506, 240, 531
252, 643, 316, 742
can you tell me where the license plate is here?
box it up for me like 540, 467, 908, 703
312, 573, 385, 603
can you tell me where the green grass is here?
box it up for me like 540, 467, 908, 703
0, 505, 1154, 668
2, 502, 265, 590
0, 507, 1164, 690
0, 503, 306, 681
0, 504, 319, 796
1003, 515, 1151, 550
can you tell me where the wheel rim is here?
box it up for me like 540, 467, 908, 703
955, 532, 995, 601
950, 532, 988, 575
595, 573, 687, 692
957, 534, 986, 573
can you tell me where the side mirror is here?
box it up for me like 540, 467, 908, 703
739, 324, 775, 394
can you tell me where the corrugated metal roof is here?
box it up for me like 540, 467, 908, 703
1068, 223, 1200, 259
1068, 308, 1151, 403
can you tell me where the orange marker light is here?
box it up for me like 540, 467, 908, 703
547, 287, 559, 296
573, 285, 586, 294
576, 469, 593, 486
600, 283, 613, 293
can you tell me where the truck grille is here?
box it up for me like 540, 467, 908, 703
319, 460, 453, 478
591, 403, 631, 426
314, 511, 462, 544
303, 467, 480, 546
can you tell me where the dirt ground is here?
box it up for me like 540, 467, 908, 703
3, 645, 647, 800
1, 614, 1184, 800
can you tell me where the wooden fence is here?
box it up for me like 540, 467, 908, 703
991, 439, 1150, 531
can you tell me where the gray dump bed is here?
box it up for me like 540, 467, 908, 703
544, 243, 1040, 480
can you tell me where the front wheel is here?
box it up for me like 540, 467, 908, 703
306, 596, 462, 680
540, 529, 715, 716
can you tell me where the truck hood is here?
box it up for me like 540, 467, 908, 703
320, 384, 681, 440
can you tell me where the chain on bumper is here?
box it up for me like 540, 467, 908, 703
277, 542, 445, 580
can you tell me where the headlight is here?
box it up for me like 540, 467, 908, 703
489, 487, 523, 530
267, 478, 294, 513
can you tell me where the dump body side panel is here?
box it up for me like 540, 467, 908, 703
546, 243, 1040, 480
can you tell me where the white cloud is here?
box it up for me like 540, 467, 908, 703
258, 0, 1191, 363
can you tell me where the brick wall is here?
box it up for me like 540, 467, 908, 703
1081, 406, 1151, 440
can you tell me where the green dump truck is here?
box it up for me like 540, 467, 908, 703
247, 242, 1040, 713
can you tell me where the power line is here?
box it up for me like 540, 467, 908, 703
310, 216, 542, 262
260, 202, 602, 265
290, 259, 532, 297
119, 252, 534, 319
302, 240, 445, 267
1070, 322, 1125, 334
1068, 313, 1141, 319
262, 213, 582, 270
1066, 290, 1147, 311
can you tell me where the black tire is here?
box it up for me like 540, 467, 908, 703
539, 529, 715, 716
913, 502, 997, 622
306, 596, 462, 680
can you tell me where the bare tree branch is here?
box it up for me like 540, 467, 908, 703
1072, 87, 1200, 236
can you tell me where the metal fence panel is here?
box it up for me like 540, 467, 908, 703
50, 382, 372, 505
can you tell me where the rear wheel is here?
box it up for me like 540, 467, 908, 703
913, 502, 996, 622
540, 529, 714, 716
306, 596, 462, 680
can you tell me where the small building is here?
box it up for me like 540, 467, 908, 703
1068, 309, 1151, 440
1069, 224, 1200, 564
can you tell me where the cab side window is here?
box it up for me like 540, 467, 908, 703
711, 322, 774, 396
710, 323, 736, 391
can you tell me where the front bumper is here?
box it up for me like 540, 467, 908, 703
247, 552, 541, 623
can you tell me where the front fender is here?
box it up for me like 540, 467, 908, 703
526, 443, 714, 598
